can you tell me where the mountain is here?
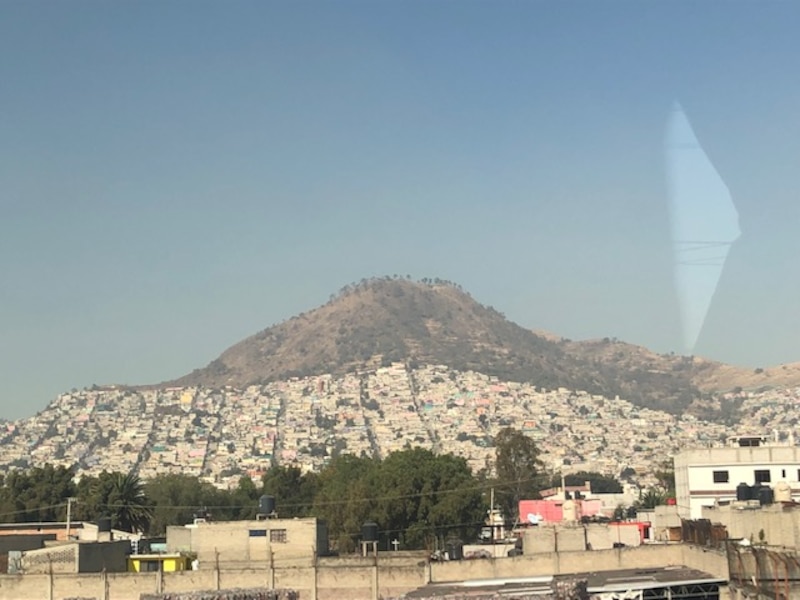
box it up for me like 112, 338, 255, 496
557, 337, 800, 394
168, 276, 781, 416
172, 277, 571, 388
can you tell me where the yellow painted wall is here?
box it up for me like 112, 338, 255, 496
128, 555, 191, 573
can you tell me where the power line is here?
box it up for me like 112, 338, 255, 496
0, 502, 69, 519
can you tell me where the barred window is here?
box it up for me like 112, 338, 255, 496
270, 529, 287, 543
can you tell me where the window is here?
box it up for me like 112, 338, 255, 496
755, 469, 771, 484
782, 469, 787, 478
712, 470, 729, 483
270, 529, 287, 543
248, 529, 267, 537
141, 560, 160, 572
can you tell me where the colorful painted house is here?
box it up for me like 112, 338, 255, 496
128, 552, 194, 572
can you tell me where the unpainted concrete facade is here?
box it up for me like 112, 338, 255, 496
167, 518, 327, 569
20, 540, 130, 574
0, 543, 730, 600
703, 503, 800, 548
522, 523, 642, 555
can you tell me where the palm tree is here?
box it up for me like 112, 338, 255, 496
636, 487, 668, 510
107, 472, 152, 533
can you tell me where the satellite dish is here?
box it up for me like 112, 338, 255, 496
527, 513, 541, 525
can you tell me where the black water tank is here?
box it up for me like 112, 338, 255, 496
759, 486, 774, 506
362, 521, 379, 542
97, 517, 112, 532
736, 482, 751, 501
259, 495, 275, 515
751, 483, 763, 504
447, 540, 464, 561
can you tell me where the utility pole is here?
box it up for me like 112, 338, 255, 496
489, 488, 496, 542
65, 497, 76, 541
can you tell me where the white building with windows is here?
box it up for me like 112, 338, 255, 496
674, 436, 800, 519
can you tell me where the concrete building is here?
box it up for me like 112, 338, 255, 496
637, 505, 682, 542
522, 522, 644, 555
166, 517, 329, 568
702, 502, 800, 548
128, 552, 193, 572
674, 436, 800, 519
0, 521, 87, 542
20, 540, 130, 574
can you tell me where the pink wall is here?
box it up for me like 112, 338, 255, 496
519, 500, 562, 523
518, 498, 604, 523
580, 499, 602, 517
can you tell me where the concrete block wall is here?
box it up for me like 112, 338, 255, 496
523, 524, 641, 555
0, 544, 730, 600
680, 544, 729, 579
556, 527, 587, 552
703, 505, 800, 549
522, 527, 556, 554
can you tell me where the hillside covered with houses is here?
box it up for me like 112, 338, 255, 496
3, 362, 799, 490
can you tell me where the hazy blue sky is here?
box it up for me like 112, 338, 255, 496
2, 1, 799, 418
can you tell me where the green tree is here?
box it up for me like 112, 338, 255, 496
312, 455, 378, 553
369, 448, 484, 549
562, 471, 623, 494
106, 472, 152, 533
612, 504, 626, 521
653, 460, 676, 496
144, 473, 223, 535
492, 427, 544, 525
636, 487, 667, 509
229, 476, 261, 520
261, 466, 319, 518
75, 471, 118, 523
0, 464, 76, 523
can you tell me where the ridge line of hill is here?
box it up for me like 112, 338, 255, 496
161, 276, 800, 417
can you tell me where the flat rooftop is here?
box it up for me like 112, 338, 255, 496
402, 565, 725, 598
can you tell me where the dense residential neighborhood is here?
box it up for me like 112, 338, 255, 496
2, 362, 798, 490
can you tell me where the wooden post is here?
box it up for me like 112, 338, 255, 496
268, 546, 275, 589
311, 546, 318, 600
372, 551, 379, 600
214, 548, 220, 590
102, 568, 110, 600
48, 556, 54, 600
156, 563, 163, 594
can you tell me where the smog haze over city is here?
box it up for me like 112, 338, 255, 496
2, 1, 799, 419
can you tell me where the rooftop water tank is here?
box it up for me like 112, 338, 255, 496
447, 540, 464, 561
751, 483, 763, 504
736, 482, 751, 502
259, 495, 276, 516
775, 481, 792, 503
362, 521, 379, 543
